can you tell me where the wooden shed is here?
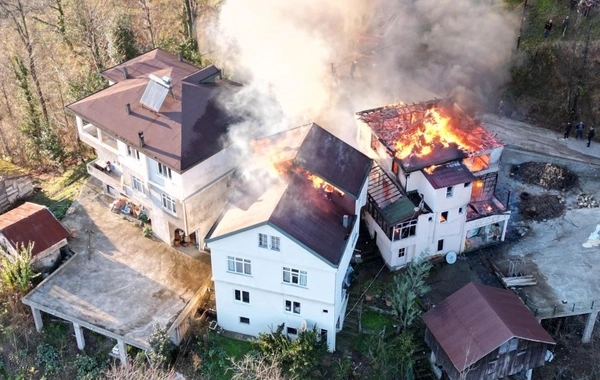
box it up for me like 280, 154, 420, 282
422, 282, 555, 380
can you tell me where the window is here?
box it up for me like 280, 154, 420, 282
440, 211, 448, 223
239, 317, 250, 324
271, 236, 280, 251
158, 162, 172, 179
258, 233, 268, 248
283, 267, 307, 287
392, 219, 417, 241
437, 239, 444, 251
227, 256, 252, 275
464, 182, 471, 188
398, 247, 406, 257
131, 176, 143, 192
459, 207, 464, 214
392, 160, 399, 175
446, 186, 454, 198
127, 146, 140, 160
320, 329, 328, 342
161, 193, 176, 214
370, 133, 378, 151
285, 300, 301, 314
323, 309, 329, 313
234, 290, 250, 304
287, 327, 298, 335
499, 338, 519, 354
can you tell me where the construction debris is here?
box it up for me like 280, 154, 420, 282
502, 275, 537, 287
519, 193, 566, 221
575, 193, 599, 209
511, 162, 578, 191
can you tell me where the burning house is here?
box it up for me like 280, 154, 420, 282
206, 123, 371, 351
356, 99, 510, 269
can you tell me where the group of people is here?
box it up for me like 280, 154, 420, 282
563, 121, 596, 147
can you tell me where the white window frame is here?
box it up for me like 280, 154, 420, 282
285, 300, 301, 314
228, 256, 252, 275
271, 236, 280, 251
127, 146, 140, 160
393, 219, 417, 241
161, 193, 177, 215
283, 267, 307, 287
158, 162, 172, 179
239, 316, 250, 324
446, 186, 454, 198
131, 175, 144, 192
258, 233, 268, 248
398, 247, 406, 258
234, 289, 250, 304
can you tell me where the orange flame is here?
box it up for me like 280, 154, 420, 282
394, 108, 471, 160
306, 173, 344, 195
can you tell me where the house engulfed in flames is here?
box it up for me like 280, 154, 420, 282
356, 99, 510, 269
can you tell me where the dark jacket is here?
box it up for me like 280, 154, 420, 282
565, 123, 572, 132
589, 128, 596, 139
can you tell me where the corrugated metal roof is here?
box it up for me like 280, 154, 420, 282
422, 161, 476, 189
0, 202, 70, 257
67, 49, 240, 172
422, 283, 555, 372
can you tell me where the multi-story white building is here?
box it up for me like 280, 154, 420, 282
356, 99, 511, 269
205, 123, 372, 351
67, 49, 240, 248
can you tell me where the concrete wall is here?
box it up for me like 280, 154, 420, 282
0, 176, 34, 214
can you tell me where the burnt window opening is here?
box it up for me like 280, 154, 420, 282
391, 219, 417, 241
371, 132, 378, 151
392, 160, 399, 175
440, 211, 448, 223
470, 173, 498, 202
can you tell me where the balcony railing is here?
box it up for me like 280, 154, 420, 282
87, 160, 122, 189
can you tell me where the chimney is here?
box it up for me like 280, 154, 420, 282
342, 215, 349, 228
123, 67, 128, 79
138, 131, 145, 147
126, 103, 131, 115
178, 52, 183, 62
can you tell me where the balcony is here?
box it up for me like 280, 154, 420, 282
79, 124, 118, 153
87, 160, 122, 190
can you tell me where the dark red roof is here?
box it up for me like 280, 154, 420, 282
294, 124, 372, 199
67, 49, 240, 172
422, 161, 476, 189
422, 283, 555, 372
0, 203, 70, 257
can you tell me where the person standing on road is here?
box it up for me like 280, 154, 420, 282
498, 100, 505, 118
564, 121, 572, 139
576, 121, 585, 139
544, 19, 553, 38
587, 126, 596, 147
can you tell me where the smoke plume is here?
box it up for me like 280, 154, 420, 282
209, 0, 518, 147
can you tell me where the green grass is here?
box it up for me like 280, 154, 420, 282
28, 158, 91, 219
361, 310, 395, 332
213, 334, 254, 360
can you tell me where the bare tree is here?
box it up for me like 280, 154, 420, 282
138, 0, 155, 47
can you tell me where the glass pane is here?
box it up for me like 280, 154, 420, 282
244, 262, 251, 275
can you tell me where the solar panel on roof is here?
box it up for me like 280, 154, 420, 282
140, 75, 171, 112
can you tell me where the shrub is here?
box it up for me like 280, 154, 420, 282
147, 323, 172, 367
36, 343, 61, 375
73, 354, 106, 380
143, 227, 153, 238
0, 242, 39, 294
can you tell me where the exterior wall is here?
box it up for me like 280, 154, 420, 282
425, 329, 550, 380
184, 173, 234, 247
0, 176, 34, 214
30, 239, 68, 272
209, 216, 360, 351
180, 148, 239, 199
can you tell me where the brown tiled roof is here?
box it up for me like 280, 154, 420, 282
0, 203, 70, 257
294, 124, 372, 199
422, 283, 555, 372
67, 48, 240, 172
206, 124, 371, 266
422, 161, 476, 189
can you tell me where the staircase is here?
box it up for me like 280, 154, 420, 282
336, 291, 363, 352
413, 340, 437, 380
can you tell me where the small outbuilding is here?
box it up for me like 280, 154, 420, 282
0, 202, 70, 272
422, 282, 555, 380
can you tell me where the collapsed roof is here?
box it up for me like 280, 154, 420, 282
67, 48, 241, 172
356, 99, 502, 172
206, 123, 372, 267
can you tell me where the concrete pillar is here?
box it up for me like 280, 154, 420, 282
117, 339, 128, 365
582, 310, 599, 343
73, 323, 85, 350
31, 307, 43, 332
501, 219, 508, 241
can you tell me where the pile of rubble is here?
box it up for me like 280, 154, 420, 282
511, 162, 578, 191
519, 193, 566, 221
574, 193, 599, 209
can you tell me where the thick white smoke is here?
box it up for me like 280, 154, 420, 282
209, 0, 518, 145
